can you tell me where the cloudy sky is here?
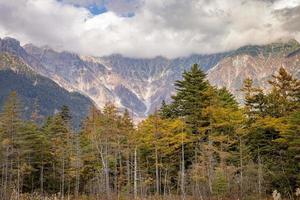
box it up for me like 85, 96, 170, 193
0, 0, 300, 58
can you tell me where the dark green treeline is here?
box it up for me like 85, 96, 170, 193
0, 64, 299, 200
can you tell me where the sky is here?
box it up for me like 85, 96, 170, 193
0, 0, 300, 58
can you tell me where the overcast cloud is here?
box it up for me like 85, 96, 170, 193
0, 0, 300, 58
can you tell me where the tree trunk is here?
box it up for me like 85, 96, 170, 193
240, 136, 243, 200
75, 134, 80, 198
105, 142, 110, 199
258, 149, 262, 200
208, 140, 213, 195
155, 146, 159, 195
17, 157, 20, 200
40, 161, 44, 198
61, 155, 65, 200
126, 151, 131, 196
181, 136, 185, 200
134, 146, 138, 199
3, 148, 9, 200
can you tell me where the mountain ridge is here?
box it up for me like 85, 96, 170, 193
2, 36, 300, 120
0, 39, 94, 127
24, 38, 300, 117
207, 39, 300, 102
23, 42, 229, 118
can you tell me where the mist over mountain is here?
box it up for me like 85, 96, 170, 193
23, 42, 229, 119
1, 36, 300, 122
1, 1, 300, 199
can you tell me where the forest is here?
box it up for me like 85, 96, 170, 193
0, 64, 299, 200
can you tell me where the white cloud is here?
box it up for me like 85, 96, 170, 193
273, 0, 300, 9
0, 0, 299, 58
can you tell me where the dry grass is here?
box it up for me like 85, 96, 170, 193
11, 195, 276, 200
7, 191, 282, 200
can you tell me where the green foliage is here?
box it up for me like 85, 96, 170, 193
160, 64, 212, 131
212, 168, 228, 197
216, 87, 238, 109
0, 53, 93, 128
241, 68, 300, 196
0, 65, 299, 199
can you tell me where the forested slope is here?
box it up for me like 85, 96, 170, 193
0, 64, 299, 200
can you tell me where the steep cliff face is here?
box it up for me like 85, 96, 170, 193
207, 40, 300, 102
2, 37, 299, 120
24, 45, 228, 118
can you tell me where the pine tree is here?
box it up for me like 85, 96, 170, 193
159, 100, 173, 119
16, 121, 51, 193
60, 105, 72, 125
241, 78, 266, 119
268, 67, 300, 101
282, 111, 300, 186
169, 64, 211, 131
267, 67, 300, 116
46, 113, 71, 196
79, 105, 102, 195
212, 168, 228, 198
217, 87, 238, 109
0, 91, 23, 199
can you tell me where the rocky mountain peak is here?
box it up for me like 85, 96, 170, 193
2, 37, 21, 46
231, 39, 300, 58
0, 37, 26, 57
2, 37, 300, 120
208, 39, 300, 103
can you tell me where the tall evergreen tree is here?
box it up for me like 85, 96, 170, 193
241, 78, 266, 119
60, 105, 72, 125
159, 100, 173, 119
16, 121, 51, 193
0, 91, 23, 199
217, 87, 238, 109
166, 64, 211, 131
0, 64, 300, 200
46, 113, 71, 195
282, 111, 300, 186
267, 67, 300, 116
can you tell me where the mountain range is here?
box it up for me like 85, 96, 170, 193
1, 37, 300, 123
0, 38, 93, 127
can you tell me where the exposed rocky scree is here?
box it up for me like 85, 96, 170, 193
1, 37, 300, 121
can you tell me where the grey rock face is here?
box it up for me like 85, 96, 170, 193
0, 49, 93, 128
24, 45, 228, 118
207, 40, 300, 102
3, 37, 300, 120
